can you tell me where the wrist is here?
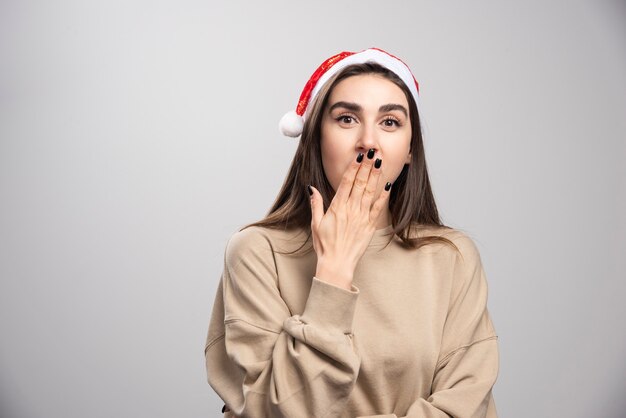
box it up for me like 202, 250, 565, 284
315, 260, 354, 290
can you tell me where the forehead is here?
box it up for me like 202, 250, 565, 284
327, 74, 409, 107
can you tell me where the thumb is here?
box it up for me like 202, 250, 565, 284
308, 185, 323, 230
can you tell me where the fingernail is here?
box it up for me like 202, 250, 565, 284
374, 158, 382, 169
356, 153, 364, 163
307, 185, 313, 196
385, 182, 392, 191
367, 149, 375, 159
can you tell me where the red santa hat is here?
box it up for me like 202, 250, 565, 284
279, 47, 420, 137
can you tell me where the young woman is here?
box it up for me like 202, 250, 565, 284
204, 48, 499, 418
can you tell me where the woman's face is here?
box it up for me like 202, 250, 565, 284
320, 74, 412, 198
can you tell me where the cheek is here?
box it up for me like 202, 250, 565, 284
384, 160, 408, 185
320, 143, 346, 191
382, 138, 412, 183
320, 133, 354, 191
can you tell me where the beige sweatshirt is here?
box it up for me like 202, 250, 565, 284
204, 223, 499, 418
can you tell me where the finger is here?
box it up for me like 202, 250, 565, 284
369, 181, 392, 224
348, 148, 376, 205
332, 153, 364, 206
308, 185, 324, 230
361, 157, 383, 211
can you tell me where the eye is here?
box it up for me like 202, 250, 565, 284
335, 114, 357, 125
382, 117, 401, 128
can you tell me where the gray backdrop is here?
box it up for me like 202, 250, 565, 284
1, 0, 625, 417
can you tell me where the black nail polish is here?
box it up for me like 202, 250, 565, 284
307, 185, 313, 196
367, 148, 375, 159
385, 182, 392, 191
374, 158, 382, 169
356, 153, 364, 163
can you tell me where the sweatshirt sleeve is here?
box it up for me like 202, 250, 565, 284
204, 228, 361, 418
357, 232, 500, 418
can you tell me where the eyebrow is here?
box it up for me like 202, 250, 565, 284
379, 103, 408, 117
328, 101, 408, 117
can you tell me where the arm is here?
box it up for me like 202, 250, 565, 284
205, 230, 361, 418
357, 233, 499, 418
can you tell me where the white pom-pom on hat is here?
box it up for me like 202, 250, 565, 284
279, 110, 304, 137
279, 48, 420, 138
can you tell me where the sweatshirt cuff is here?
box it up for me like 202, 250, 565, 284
299, 277, 359, 335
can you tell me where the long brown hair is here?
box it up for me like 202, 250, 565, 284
245, 62, 458, 252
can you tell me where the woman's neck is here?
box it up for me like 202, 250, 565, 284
375, 208, 392, 229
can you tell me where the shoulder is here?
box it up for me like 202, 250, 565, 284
407, 223, 482, 264
407, 225, 491, 298
225, 226, 271, 254
224, 226, 273, 269
224, 225, 310, 269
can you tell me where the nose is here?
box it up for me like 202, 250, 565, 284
355, 123, 379, 155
